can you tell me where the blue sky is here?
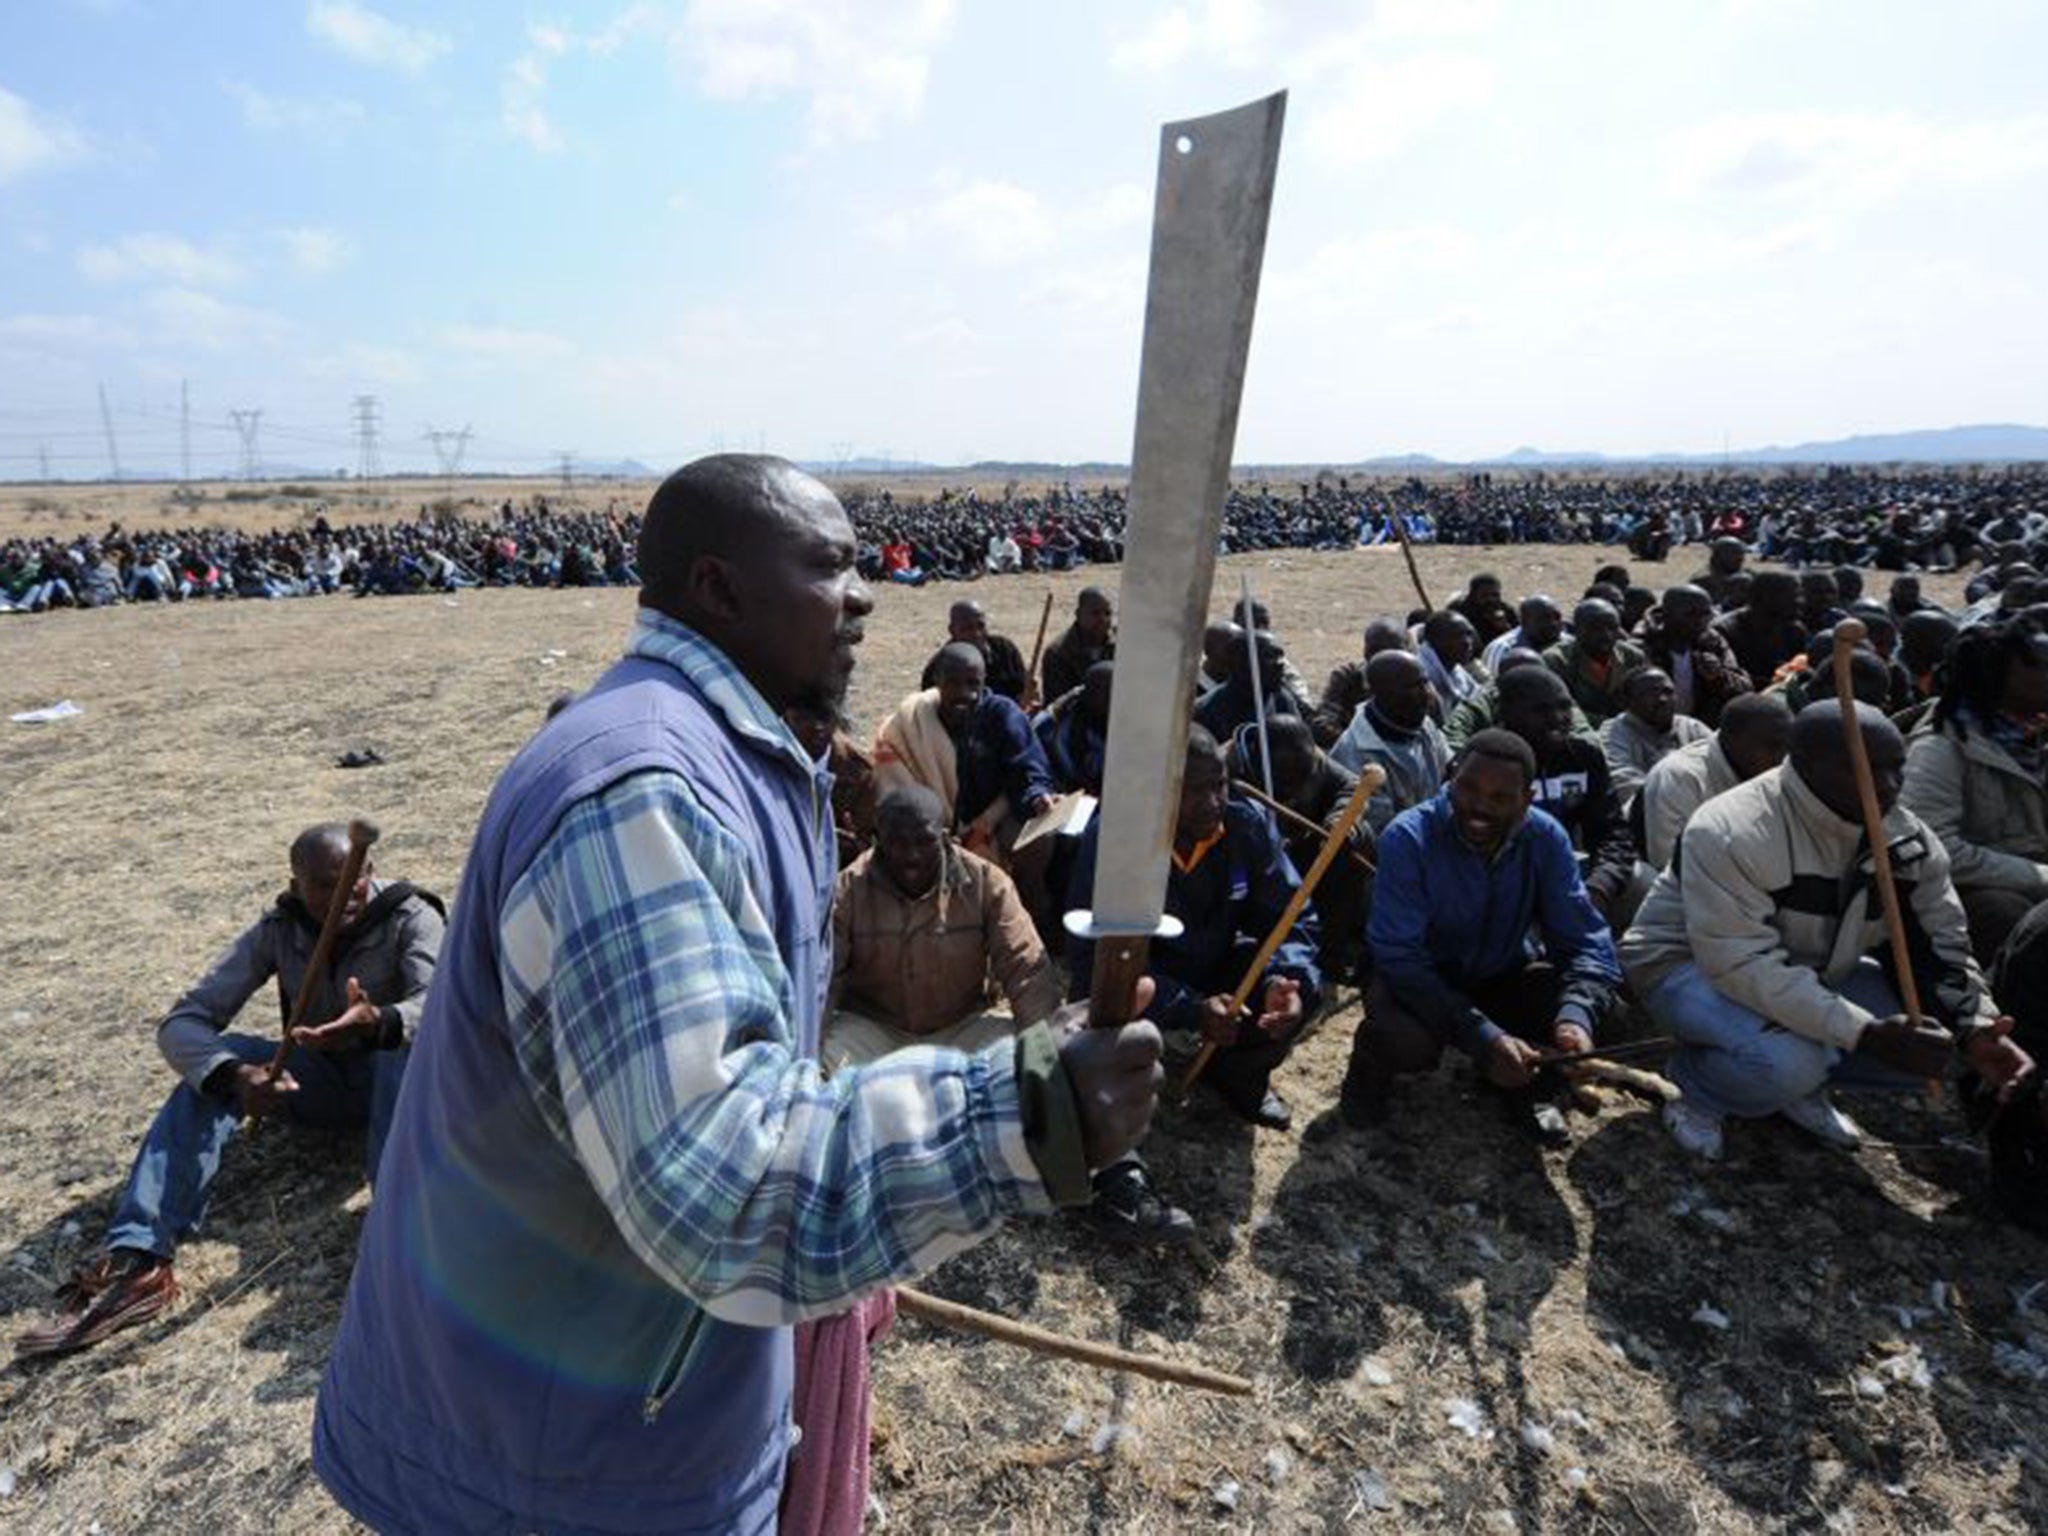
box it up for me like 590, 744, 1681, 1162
2, 0, 2045, 477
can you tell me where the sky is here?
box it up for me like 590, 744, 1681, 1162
2, 0, 2046, 478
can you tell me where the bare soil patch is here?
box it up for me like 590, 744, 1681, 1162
2, 531, 2040, 1534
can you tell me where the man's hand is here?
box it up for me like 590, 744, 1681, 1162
1055, 980, 1164, 1169
1254, 977, 1302, 1037
1198, 994, 1239, 1046
1486, 1034, 1543, 1090
232, 1062, 299, 1120
1552, 1021, 1593, 1057
1964, 1015, 2037, 1098
1024, 794, 1053, 821
290, 977, 381, 1052
1858, 1014, 1954, 1079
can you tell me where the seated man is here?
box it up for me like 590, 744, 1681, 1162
1716, 570, 1808, 691
1634, 584, 1752, 727
876, 642, 1055, 849
1496, 665, 1637, 924
1334, 730, 1622, 1142
1542, 598, 1646, 725
1194, 626, 1310, 742
1622, 702, 2033, 1161
1638, 692, 1794, 869
1482, 594, 1566, 677
1330, 648, 1452, 833
1418, 609, 1488, 715
1040, 587, 1116, 704
1036, 660, 1112, 796
1901, 616, 2048, 962
1602, 665, 1710, 810
1234, 716, 1375, 980
787, 700, 880, 864
16, 824, 443, 1358
824, 789, 1062, 1070
1445, 648, 1598, 752
1312, 617, 1413, 748
919, 598, 1029, 702
1069, 727, 1320, 1144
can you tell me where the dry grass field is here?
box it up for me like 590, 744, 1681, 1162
2, 484, 2044, 1534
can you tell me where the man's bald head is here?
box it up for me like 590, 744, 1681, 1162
290, 822, 350, 876
876, 784, 946, 839
1363, 617, 1412, 658
638, 455, 833, 613
935, 641, 985, 681
1790, 699, 1905, 822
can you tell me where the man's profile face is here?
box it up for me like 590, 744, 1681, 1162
730, 470, 872, 715
1522, 601, 1565, 652
1799, 726, 1904, 822
1449, 755, 1532, 855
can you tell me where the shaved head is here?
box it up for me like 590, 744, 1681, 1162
1790, 699, 1905, 823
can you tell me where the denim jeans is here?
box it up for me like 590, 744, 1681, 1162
1640, 958, 1921, 1120
104, 1033, 408, 1259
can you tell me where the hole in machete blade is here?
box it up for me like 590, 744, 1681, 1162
1174, 133, 1195, 154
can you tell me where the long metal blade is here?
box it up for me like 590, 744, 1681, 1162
1089, 92, 1285, 940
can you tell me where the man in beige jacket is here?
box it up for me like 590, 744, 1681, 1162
824, 787, 1061, 1069
1622, 702, 2033, 1161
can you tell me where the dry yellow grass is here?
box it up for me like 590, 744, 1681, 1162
2, 491, 2042, 1534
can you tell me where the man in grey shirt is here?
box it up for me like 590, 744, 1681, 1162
16, 823, 443, 1359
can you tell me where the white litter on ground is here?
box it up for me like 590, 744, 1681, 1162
10, 700, 82, 724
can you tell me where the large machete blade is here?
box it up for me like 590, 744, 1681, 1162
1072, 91, 1285, 1027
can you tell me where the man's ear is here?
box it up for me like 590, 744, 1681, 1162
687, 552, 746, 627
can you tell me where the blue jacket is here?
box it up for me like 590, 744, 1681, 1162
312, 649, 834, 1534
956, 692, 1054, 825
1066, 801, 1320, 1031
1368, 790, 1620, 1057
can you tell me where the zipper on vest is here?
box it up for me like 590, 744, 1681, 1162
642, 1305, 709, 1425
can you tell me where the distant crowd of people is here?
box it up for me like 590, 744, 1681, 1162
8, 465, 2048, 614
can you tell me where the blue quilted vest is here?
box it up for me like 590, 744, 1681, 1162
313, 643, 835, 1534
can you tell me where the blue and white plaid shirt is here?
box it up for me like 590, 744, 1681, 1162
497, 611, 1053, 1326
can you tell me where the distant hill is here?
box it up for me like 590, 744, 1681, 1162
1733, 424, 2048, 464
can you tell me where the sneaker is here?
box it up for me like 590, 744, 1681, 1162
1221, 1083, 1294, 1132
1780, 1090, 1862, 1149
1087, 1162, 1199, 1247
1663, 1099, 1725, 1162
15, 1254, 176, 1359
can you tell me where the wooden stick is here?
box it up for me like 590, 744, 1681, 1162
1177, 766, 1385, 1098
1533, 1036, 1674, 1069
268, 818, 380, 1073
1231, 777, 1377, 875
1829, 620, 1925, 1026
1388, 505, 1434, 613
1239, 573, 1275, 799
1021, 590, 1056, 711
896, 1286, 1253, 1396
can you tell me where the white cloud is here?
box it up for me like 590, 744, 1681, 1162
1303, 52, 1496, 165
1110, 0, 1262, 73
78, 233, 242, 287
140, 287, 291, 352
225, 79, 366, 133
1669, 110, 2048, 209
503, 28, 566, 152
0, 312, 136, 350
439, 325, 575, 364
274, 226, 355, 275
1110, 0, 1496, 75
0, 86, 85, 182
677, 0, 957, 149
306, 1, 452, 73
878, 177, 1150, 264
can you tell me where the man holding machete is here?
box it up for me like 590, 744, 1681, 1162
311, 456, 1163, 1534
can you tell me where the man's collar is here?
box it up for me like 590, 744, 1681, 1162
627, 606, 817, 776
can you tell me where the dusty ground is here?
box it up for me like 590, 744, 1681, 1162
2, 518, 2044, 1534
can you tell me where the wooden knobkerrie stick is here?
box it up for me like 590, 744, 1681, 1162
268, 817, 381, 1074
1829, 621, 1926, 1028
1389, 506, 1435, 613
1231, 778, 1377, 875
1175, 765, 1386, 1099
896, 1286, 1253, 1396
1021, 591, 1056, 710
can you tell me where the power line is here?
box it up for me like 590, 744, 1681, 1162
180, 379, 192, 486
352, 394, 383, 480
555, 449, 575, 491
228, 408, 265, 480
423, 424, 473, 491
97, 384, 122, 481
